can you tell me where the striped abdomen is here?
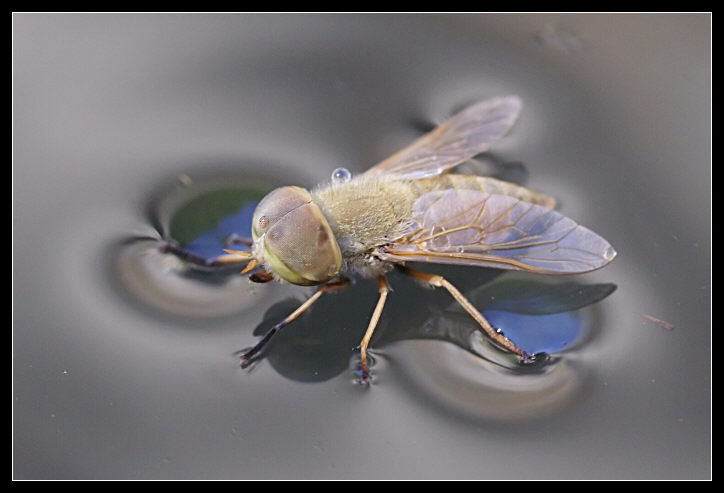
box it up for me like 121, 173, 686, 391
410, 175, 556, 209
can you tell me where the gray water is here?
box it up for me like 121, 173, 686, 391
13, 14, 710, 479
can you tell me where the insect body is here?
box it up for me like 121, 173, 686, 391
225, 96, 616, 382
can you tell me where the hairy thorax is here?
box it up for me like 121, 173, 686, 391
312, 176, 416, 277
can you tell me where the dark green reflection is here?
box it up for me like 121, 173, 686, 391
169, 188, 264, 247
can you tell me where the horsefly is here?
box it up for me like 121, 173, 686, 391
223, 96, 616, 382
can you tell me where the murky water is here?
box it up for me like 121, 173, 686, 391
13, 14, 710, 479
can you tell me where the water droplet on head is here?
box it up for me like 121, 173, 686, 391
456, 246, 465, 254
331, 167, 351, 183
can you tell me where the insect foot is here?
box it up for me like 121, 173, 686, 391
519, 352, 552, 371
232, 347, 257, 369
353, 352, 376, 386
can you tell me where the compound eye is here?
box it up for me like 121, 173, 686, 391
251, 186, 311, 241
262, 202, 342, 286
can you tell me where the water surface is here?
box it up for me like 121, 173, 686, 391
13, 13, 710, 479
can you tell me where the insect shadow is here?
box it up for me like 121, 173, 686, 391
246, 267, 616, 383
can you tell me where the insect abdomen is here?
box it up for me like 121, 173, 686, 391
412, 175, 556, 208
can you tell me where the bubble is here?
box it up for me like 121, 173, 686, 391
331, 167, 351, 183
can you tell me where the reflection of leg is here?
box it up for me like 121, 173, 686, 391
240, 279, 350, 367
359, 276, 390, 382
398, 266, 532, 360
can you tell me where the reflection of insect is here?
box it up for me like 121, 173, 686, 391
224, 96, 616, 382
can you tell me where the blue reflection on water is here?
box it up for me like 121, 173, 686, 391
483, 309, 584, 355
182, 202, 256, 261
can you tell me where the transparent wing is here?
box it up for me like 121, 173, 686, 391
376, 189, 616, 274
364, 96, 523, 179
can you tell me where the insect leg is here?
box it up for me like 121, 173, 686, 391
159, 241, 253, 268
159, 241, 216, 267
225, 234, 254, 247
398, 265, 533, 361
239, 278, 350, 368
248, 269, 274, 283
358, 276, 390, 382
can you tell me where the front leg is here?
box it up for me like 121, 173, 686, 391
240, 278, 350, 368
160, 240, 254, 269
